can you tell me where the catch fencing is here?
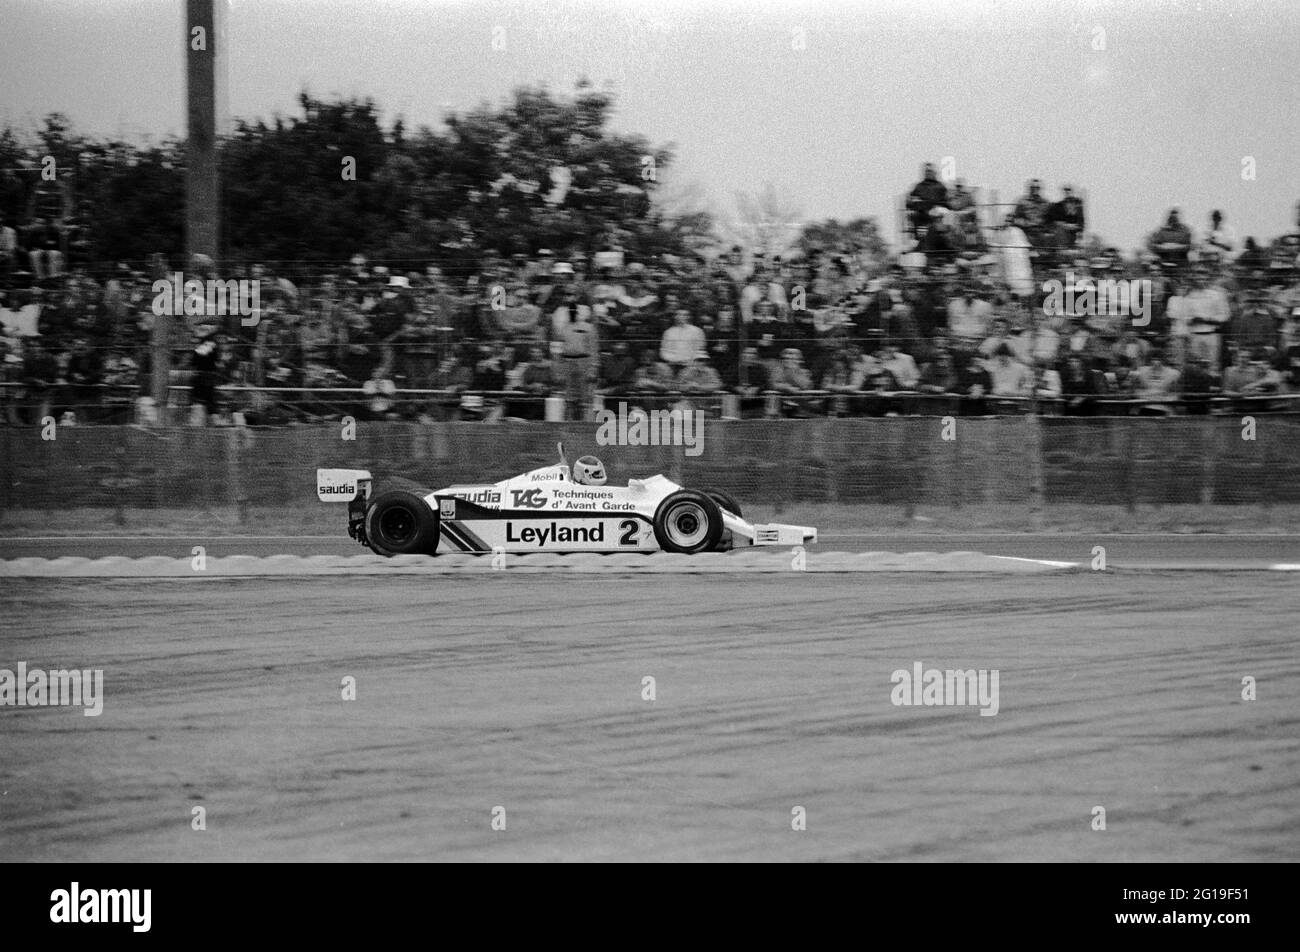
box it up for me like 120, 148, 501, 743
3, 416, 1299, 517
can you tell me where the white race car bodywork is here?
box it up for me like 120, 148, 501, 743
317, 463, 817, 555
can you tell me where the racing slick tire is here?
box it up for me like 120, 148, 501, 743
652, 489, 724, 554
364, 490, 440, 557
704, 489, 743, 518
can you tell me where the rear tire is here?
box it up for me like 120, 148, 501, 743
364, 490, 440, 557
652, 490, 723, 554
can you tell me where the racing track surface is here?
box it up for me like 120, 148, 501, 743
2, 570, 1298, 862
2, 532, 1299, 568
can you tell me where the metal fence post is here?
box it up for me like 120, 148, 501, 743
1199, 416, 1216, 506
1121, 421, 1136, 514
1026, 413, 1045, 528
952, 416, 964, 511
225, 426, 249, 524
902, 421, 917, 522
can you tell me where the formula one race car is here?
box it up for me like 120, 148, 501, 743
317, 444, 817, 557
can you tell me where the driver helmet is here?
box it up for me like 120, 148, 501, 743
572, 455, 607, 486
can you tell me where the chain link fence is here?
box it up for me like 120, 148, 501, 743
3, 417, 1299, 520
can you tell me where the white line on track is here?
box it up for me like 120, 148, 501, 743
987, 556, 1080, 568
0, 535, 341, 541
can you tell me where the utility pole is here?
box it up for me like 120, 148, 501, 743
185, 0, 220, 267
156, 0, 222, 411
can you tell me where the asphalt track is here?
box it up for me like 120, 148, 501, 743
1, 540, 1298, 861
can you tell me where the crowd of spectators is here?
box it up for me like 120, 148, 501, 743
3, 176, 1300, 426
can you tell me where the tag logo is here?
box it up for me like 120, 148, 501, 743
511, 489, 547, 509
439, 499, 456, 518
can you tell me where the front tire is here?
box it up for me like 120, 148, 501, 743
705, 489, 743, 518
652, 490, 723, 554
364, 490, 440, 557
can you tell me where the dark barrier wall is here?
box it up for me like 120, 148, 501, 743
2, 416, 1299, 512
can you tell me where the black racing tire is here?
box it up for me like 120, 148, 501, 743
704, 489, 743, 518
364, 490, 440, 557
652, 490, 724, 554
376, 475, 435, 497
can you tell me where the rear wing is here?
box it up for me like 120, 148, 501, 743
316, 468, 373, 502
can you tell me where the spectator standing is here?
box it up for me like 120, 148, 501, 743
747, 297, 788, 362
556, 304, 599, 420
1267, 202, 1300, 273
189, 323, 222, 424
1147, 209, 1193, 269
947, 179, 978, 231
1201, 210, 1237, 262
996, 215, 1035, 298
0, 213, 17, 283
987, 345, 1033, 396
707, 305, 741, 385
906, 163, 949, 235
947, 279, 993, 347
615, 263, 658, 344
1183, 265, 1231, 369
916, 209, 959, 270
495, 282, 543, 343
1013, 179, 1052, 250
369, 276, 414, 374
1049, 185, 1086, 253
1163, 277, 1193, 368
739, 261, 790, 324
659, 308, 706, 376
